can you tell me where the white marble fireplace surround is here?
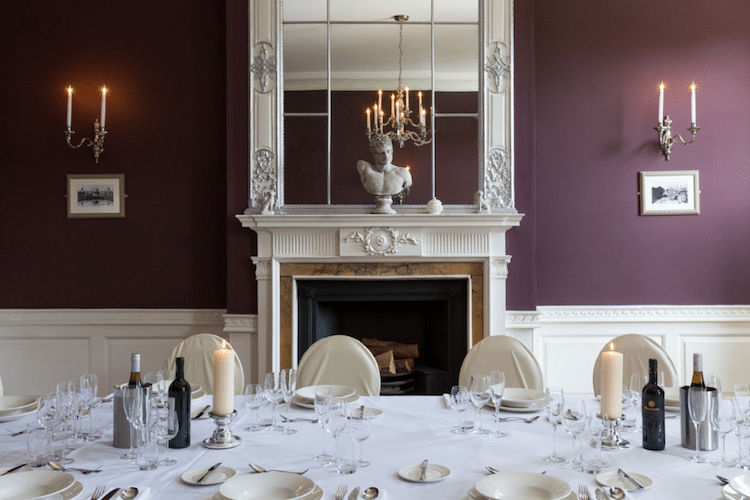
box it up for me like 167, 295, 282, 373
237, 212, 523, 383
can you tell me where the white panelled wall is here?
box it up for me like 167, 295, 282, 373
2, 306, 749, 397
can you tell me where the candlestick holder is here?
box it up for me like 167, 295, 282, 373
65, 120, 107, 164
656, 115, 700, 161
202, 410, 241, 449
594, 414, 630, 450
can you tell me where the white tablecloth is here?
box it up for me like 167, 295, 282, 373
0, 395, 736, 499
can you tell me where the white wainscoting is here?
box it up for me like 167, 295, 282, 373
507, 306, 750, 395
0, 309, 226, 396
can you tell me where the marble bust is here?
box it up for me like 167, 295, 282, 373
356, 134, 413, 213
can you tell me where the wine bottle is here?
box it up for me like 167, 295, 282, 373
128, 353, 142, 387
642, 358, 665, 450
690, 353, 706, 389
168, 356, 191, 448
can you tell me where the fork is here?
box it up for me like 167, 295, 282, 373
578, 484, 590, 500
89, 485, 106, 500
497, 416, 540, 423
334, 484, 348, 500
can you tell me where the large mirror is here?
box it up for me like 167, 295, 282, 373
247, 0, 514, 212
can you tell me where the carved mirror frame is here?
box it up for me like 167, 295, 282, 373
247, 0, 514, 214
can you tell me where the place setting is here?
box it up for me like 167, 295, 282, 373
291, 385, 359, 410
0, 395, 40, 423
464, 471, 573, 500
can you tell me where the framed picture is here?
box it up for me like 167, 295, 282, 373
67, 174, 126, 218
639, 170, 700, 216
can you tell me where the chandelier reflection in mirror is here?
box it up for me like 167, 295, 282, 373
364, 15, 431, 148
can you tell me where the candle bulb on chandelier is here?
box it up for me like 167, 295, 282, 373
418, 91, 423, 111
366, 108, 371, 132
405, 87, 409, 111
391, 94, 395, 119
100, 86, 108, 129
378, 89, 383, 114
395, 100, 400, 125
66, 86, 73, 128
380, 110, 384, 133
658, 82, 664, 124
690, 82, 697, 125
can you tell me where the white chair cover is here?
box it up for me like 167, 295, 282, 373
458, 335, 544, 390
0, 375, 3, 396
592, 334, 678, 396
297, 335, 381, 396
164, 334, 245, 395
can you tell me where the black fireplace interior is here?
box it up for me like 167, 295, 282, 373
296, 279, 468, 395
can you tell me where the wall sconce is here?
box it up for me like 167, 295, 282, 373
64, 86, 108, 163
655, 82, 700, 160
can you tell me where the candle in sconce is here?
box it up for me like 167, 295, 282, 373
405, 87, 409, 111
418, 91, 423, 111
100, 87, 108, 129
600, 342, 623, 420
366, 108, 371, 132
212, 340, 235, 416
378, 89, 383, 115
390, 94, 395, 119
658, 82, 665, 124
66, 86, 73, 128
690, 82, 697, 125
395, 100, 400, 125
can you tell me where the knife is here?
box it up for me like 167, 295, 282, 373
618, 468, 644, 490
192, 405, 210, 419
101, 488, 122, 500
197, 462, 222, 483
418, 459, 428, 481
0, 463, 27, 476
348, 486, 360, 500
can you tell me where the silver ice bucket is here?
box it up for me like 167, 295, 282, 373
680, 385, 718, 451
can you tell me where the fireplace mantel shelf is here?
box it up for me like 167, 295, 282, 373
237, 212, 524, 230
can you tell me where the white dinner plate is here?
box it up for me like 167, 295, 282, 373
474, 472, 570, 500
0, 471, 76, 500
501, 389, 546, 408
595, 470, 653, 491
492, 402, 544, 413
344, 406, 382, 419
729, 473, 750, 497
665, 405, 680, 412
214, 485, 322, 500
0, 395, 39, 416
219, 471, 315, 500
723, 484, 744, 500
467, 487, 577, 500
192, 388, 206, 400
292, 394, 359, 410
181, 466, 237, 486
294, 385, 355, 402
397, 463, 451, 483
0, 403, 39, 422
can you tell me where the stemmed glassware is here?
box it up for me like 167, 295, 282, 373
122, 387, 143, 463
313, 387, 334, 464
488, 371, 506, 438
469, 375, 491, 435
626, 373, 648, 431
79, 373, 100, 441
264, 372, 284, 432
544, 387, 566, 463
279, 369, 297, 435
449, 385, 472, 434
561, 399, 588, 471
156, 404, 178, 466
711, 397, 737, 467
583, 399, 608, 473
349, 408, 370, 467
243, 383, 267, 431
688, 385, 708, 463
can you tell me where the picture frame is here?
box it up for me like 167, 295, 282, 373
66, 174, 126, 218
639, 170, 700, 216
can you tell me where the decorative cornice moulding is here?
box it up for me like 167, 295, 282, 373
223, 314, 258, 333
536, 305, 750, 323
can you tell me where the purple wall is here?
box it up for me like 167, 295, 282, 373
533, 0, 750, 305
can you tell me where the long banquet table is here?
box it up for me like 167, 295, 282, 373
0, 395, 737, 499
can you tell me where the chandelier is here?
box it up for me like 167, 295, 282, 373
364, 15, 431, 148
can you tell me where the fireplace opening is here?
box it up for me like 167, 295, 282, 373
296, 279, 468, 395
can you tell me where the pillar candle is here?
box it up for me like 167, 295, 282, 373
690, 82, 697, 125
600, 342, 623, 419
66, 87, 73, 128
100, 87, 108, 129
212, 341, 235, 416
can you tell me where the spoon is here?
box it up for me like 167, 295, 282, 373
361, 486, 379, 499
608, 486, 626, 499
120, 487, 139, 499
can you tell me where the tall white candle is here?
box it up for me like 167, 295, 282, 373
690, 82, 697, 125
395, 100, 400, 125
658, 82, 664, 124
100, 87, 108, 129
378, 89, 383, 115
600, 343, 623, 419
418, 91, 423, 111
66, 87, 73, 128
212, 341, 235, 416
366, 108, 371, 132
390, 94, 395, 119
405, 87, 409, 112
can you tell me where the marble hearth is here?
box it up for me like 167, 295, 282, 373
237, 213, 522, 382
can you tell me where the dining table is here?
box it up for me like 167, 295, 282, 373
0, 394, 738, 499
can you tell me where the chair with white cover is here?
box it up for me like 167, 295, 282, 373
592, 333, 678, 396
296, 335, 381, 396
164, 334, 245, 395
0, 375, 3, 396
458, 335, 544, 390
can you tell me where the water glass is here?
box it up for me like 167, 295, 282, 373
313, 387, 333, 464
244, 383, 267, 431
280, 369, 297, 435
544, 387, 565, 463
79, 373, 100, 441
349, 411, 370, 467
335, 428, 358, 474
27, 424, 48, 467
137, 426, 159, 471
689, 386, 708, 463
561, 399, 588, 470
711, 397, 737, 467
157, 404, 178, 466
469, 375, 491, 435
264, 372, 283, 432
488, 371, 506, 438
583, 400, 609, 472
449, 385, 473, 434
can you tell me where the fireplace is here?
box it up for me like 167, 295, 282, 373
297, 279, 468, 394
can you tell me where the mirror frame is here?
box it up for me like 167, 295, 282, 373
247, 0, 514, 214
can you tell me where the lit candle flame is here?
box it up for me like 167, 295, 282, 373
222, 339, 228, 349
101, 86, 108, 96
659, 82, 665, 91
690, 82, 696, 92
66, 86, 73, 96
609, 342, 616, 352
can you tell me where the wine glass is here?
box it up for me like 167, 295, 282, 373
313, 387, 333, 464
711, 397, 737, 467
264, 372, 283, 432
280, 369, 297, 435
449, 385, 472, 434
349, 408, 370, 467
688, 385, 708, 463
488, 371, 506, 438
144, 371, 167, 407
628, 373, 648, 430
469, 375, 491, 435
122, 387, 143, 462
561, 399, 588, 471
80, 373, 101, 441
157, 404, 179, 466
544, 387, 566, 463
243, 383, 267, 431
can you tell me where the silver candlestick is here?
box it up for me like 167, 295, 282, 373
656, 115, 700, 161
202, 410, 241, 449
595, 414, 630, 450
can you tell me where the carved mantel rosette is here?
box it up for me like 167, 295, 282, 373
485, 42, 511, 93
344, 227, 420, 256
250, 42, 277, 94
